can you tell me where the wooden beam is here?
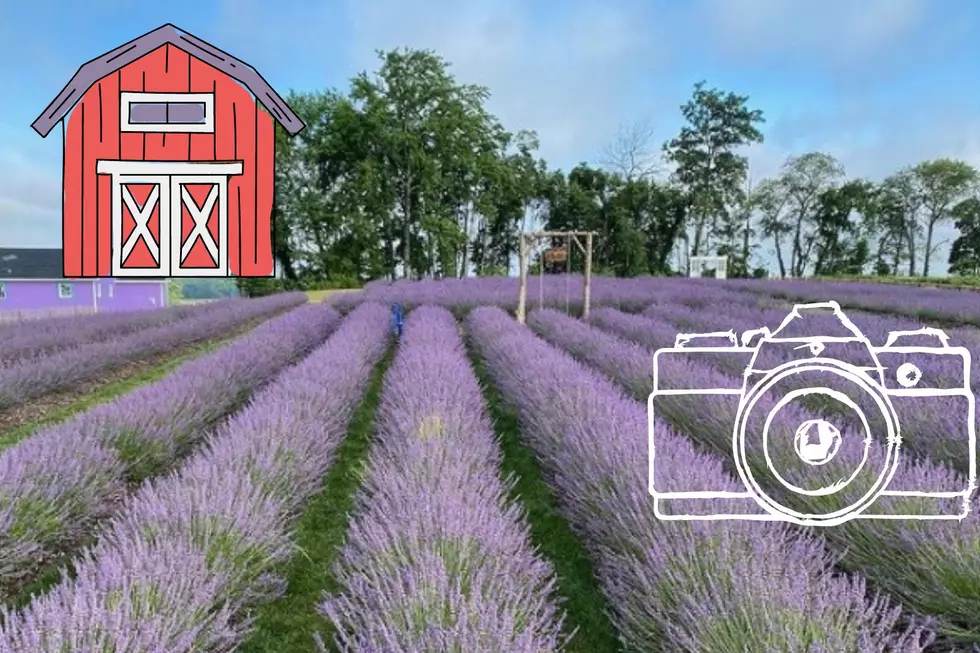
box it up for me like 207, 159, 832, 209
565, 236, 572, 313
583, 232, 593, 319
523, 230, 597, 238
517, 234, 528, 324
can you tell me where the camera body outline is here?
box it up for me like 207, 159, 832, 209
647, 300, 977, 526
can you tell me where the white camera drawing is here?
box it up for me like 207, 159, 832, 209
647, 300, 976, 526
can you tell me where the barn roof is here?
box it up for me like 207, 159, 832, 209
31, 23, 305, 138
0, 248, 66, 279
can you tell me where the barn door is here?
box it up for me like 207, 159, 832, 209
111, 176, 170, 276
169, 176, 228, 277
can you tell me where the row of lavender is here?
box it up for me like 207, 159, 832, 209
644, 282, 980, 386
0, 303, 391, 650
0, 301, 204, 364
636, 294, 979, 474
651, 275, 980, 326
331, 276, 661, 314
319, 306, 566, 651
332, 274, 980, 325
467, 306, 931, 652
527, 306, 980, 643
0, 299, 198, 339
0, 298, 342, 600
0, 292, 307, 411
719, 277, 980, 324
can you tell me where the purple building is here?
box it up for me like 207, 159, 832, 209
0, 248, 168, 318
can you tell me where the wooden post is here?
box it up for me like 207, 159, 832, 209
538, 244, 545, 310
517, 234, 528, 324
565, 237, 572, 313
583, 232, 593, 319
516, 230, 595, 324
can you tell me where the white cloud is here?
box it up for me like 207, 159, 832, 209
0, 124, 62, 248
698, 0, 927, 65
345, 0, 667, 169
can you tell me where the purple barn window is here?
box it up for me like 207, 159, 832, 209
128, 102, 207, 125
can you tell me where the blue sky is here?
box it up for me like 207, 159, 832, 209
2, 0, 979, 274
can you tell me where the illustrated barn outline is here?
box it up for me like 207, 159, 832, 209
32, 23, 305, 278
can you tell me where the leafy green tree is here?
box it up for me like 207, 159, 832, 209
471, 130, 543, 275
663, 81, 765, 257
775, 152, 845, 277
810, 180, 874, 275
296, 90, 388, 283
264, 49, 980, 287
714, 182, 757, 278
878, 169, 925, 275
350, 49, 504, 280
910, 158, 979, 276
949, 197, 980, 275
749, 177, 791, 278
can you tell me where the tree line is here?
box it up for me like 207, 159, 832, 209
260, 48, 980, 290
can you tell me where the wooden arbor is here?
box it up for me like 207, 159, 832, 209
516, 230, 596, 325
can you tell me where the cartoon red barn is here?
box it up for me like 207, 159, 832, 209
31, 23, 305, 278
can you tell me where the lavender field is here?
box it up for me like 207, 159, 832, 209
0, 277, 978, 652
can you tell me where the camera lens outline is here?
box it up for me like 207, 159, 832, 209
732, 358, 900, 526
793, 418, 843, 466
896, 362, 922, 388
763, 387, 873, 496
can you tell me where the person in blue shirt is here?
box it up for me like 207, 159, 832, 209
391, 303, 404, 338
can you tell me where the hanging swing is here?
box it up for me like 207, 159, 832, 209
538, 240, 574, 316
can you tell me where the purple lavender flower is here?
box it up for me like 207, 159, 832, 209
319, 305, 567, 652
535, 306, 980, 641
627, 300, 977, 483
720, 277, 980, 325
0, 301, 202, 364
328, 275, 669, 314
471, 305, 933, 651
0, 292, 307, 410
0, 299, 342, 596
0, 302, 392, 651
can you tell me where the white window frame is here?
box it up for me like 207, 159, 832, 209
120, 92, 215, 133
58, 282, 73, 299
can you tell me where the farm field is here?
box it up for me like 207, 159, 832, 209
1, 276, 978, 651
0, 294, 305, 438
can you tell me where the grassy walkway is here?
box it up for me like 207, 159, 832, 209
240, 349, 392, 653
469, 352, 623, 653
242, 340, 622, 651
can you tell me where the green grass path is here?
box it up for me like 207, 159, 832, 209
469, 352, 624, 653
240, 349, 392, 653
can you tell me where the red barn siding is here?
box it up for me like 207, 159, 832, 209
96, 74, 120, 274
62, 115, 83, 277
255, 107, 275, 276
62, 42, 277, 278
189, 57, 219, 161
81, 86, 101, 276
64, 74, 123, 276
145, 45, 191, 161
233, 92, 256, 277
118, 67, 145, 161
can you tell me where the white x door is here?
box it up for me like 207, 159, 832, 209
169, 175, 228, 277
112, 176, 170, 276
